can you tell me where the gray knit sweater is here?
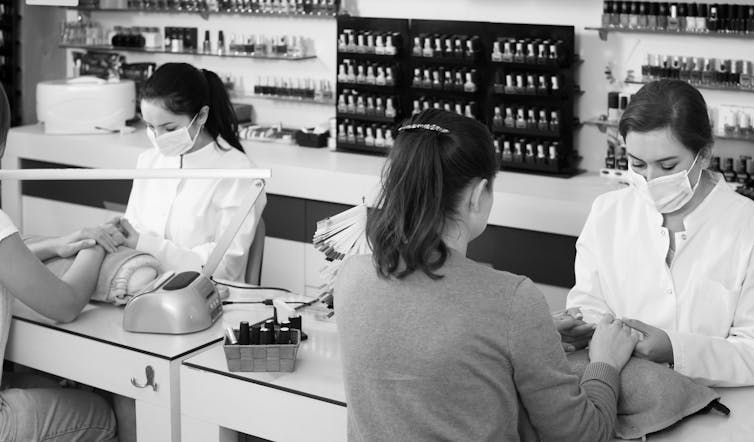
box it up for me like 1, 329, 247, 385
335, 251, 620, 442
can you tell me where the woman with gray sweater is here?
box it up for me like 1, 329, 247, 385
335, 109, 639, 442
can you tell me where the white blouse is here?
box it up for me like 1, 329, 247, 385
125, 141, 266, 282
0, 209, 18, 387
567, 171, 754, 387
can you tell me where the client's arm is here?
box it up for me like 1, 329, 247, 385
26, 224, 126, 261
0, 232, 105, 322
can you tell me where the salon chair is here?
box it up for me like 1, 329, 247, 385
245, 218, 265, 285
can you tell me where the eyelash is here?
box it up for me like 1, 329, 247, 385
631, 163, 677, 171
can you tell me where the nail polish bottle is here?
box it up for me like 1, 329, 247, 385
648, 1, 659, 29
337, 94, 347, 113
629, 1, 640, 28
536, 143, 547, 164
510, 140, 522, 162
346, 124, 356, 143
466, 36, 479, 59
638, 1, 649, 28
686, 2, 698, 31
522, 142, 534, 163
355, 125, 365, 144
722, 158, 736, 182
550, 75, 560, 95
491, 39, 503, 62
730, 60, 740, 87
514, 41, 525, 63
605, 143, 616, 169
740, 61, 752, 88
355, 96, 366, 114
735, 4, 747, 34
454, 71, 465, 90
515, 108, 527, 128
385, 129, 394, 148
515, 74, 525, 94
608, 91, 620, 122
708, 156, 721, 173
493, 71, 504, 94
526, 74, 537, 95
602, 1, 613, 27
454, 37, 464, 58
337, 63, 348, 83
493, 106, 504, 128
365, 33, 375, 54
364, 126, 375, 146
670, 56, 682, 79
412, 36, 422, 56
538, 75, 548, 95
679, 56, 692, 81
454, 103, 463, 115
667, 3, 680, 31
385, 68, 395, 86
337, 123, 347, 142
677, 2, 688, 31
538, 109, 549, 131
463, 71, 477, 93
375, 97, 384, 116
385, 98, 396, 118
444, 38, 454, 58
537, 42, 548, 64
433, 36, 443, 57
464, 103, 475, 119
549, 143, 559, 163
385, 33, 398, 56
747, 6, 754, 33
702, 57, 714, 84
365, 96, 375, 115
617, 147, 629, 170
432, 69, 443, 89
737, 110, 750, 134
690, 57, 703, 83
411, 99, 421, 116
502, 40, 514, 62
658, 2, 669, 29
374, 127, 385, 147
421, 68, 431, 88
338, 32, 348, 52
620, 1, 631, 27
346, 64, 356, 83
202, 30, 211, 53
356, 65, 366, 84
526, 42, 537, 63
526, 109, 537, 129
715, 59, 728, 85
735, 158, 750, 184
504, 107, 515, 127
502, 140, 513, 162
422, 37, 433, 57
707, 4, 719, 32
619, 95, 629, 119
549, 110, 560, 133
355, 33, 366, 54
641, 53, 652, 81
375, 66, 386, 86
444, 70, 454, 90
610, 1, 622, 27
696, 3, 707, 32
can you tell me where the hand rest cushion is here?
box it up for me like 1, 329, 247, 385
567, 349, 722, 439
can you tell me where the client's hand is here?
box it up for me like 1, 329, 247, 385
57, 238, 97, 258
553, 307, 595, 352
589, 314, 640, 371
622, 318, 674, 365
67, 224, 125, 254
111, 217, 140, 249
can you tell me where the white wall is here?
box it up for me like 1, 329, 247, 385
62, 0, 754, 172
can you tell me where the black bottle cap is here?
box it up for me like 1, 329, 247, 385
659, 3, 669, 14
619, 96, 629, 110
278, 327, 291, 345
604, 1, 611, 13
639, 2, 648, 14
250, 324, 261, 345
630, 1, 638, 13
621, 1, 630, 13
608, 91, 620, 108
238, 321, 250, 345
698, 3, 707, 17
736, 4, 746, 19
688, 3, 698, 16
259, 327, 272, 345
651, 2, 660, 14
677, 2, 687, 16
748, 6, 754, 19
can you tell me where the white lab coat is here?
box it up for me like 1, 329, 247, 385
124, 139, 266, 282
567, 171, 754, 387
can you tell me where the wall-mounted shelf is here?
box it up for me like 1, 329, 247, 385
336, 141, 391, 156
233, 94, 334, 105
59, 44, 317, 60
336, 112, 396, 124
625, 79, 754, 94
583, 116, 754, 143
70, 6, 337, 19
585, 26, 754, 41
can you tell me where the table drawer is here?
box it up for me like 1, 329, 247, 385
181, 364, 346, 442
6, 319, 173, 407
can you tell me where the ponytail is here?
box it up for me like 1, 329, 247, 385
367, 109, 497, 280
141, 63, 243, 153
201, 69, 243, 153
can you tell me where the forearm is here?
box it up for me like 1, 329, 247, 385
60, 245, 105, 305
25, 236, 65, 261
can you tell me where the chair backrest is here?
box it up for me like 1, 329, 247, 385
245, 217, 265, 285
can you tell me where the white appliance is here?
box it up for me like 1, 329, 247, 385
36, 76, 136, 135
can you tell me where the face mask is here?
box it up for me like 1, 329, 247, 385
146, 113, 200, 157
627, 153, 702, 213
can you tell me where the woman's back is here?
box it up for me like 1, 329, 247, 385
336, 252, 619, 442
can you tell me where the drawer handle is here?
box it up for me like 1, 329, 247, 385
131, 365, 159, 392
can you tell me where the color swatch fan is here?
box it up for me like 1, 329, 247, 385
312, 204, 369, 294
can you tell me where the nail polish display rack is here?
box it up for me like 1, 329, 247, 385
335, 17, 580, 176
0, 0, 21, 126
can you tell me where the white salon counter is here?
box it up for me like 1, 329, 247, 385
3, 124, 622, 237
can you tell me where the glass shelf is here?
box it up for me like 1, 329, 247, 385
232, 93, 334, 105
584, 116, 754, 142
585, 26, 754, 41
624, 79, 754, 94
59, 43, 317, 60
71, 6, 337, 19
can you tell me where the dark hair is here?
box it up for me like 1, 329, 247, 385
141, 63, 243, 153
619, 79, 713, 154
0, 84, 9, 157
367, 109, 497, 280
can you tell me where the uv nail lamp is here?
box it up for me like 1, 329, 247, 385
122, 270, 223, 334
0, 168, 269, 335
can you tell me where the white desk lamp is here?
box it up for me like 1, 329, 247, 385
0, 168, 269, 334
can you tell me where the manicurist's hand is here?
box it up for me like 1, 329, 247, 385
588, 314, 640, 371
113, 217, 140, 249
56, 238, 97, 258
553, 307, 596, 352
622, 318, 674, 364
66, 224, 125, 254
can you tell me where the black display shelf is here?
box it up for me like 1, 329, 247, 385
585, 26, 754, 41
234, 94, 335, 105
71, 6, 338, 18
336, 112, 397, 124
336, 82, 397, 92
411, 55, 482, 66
336, 51, 400, 61
625, 79, 754, 94
336, 142, 391, 156
493, 126, 560, 138
0, 0, 20, 126
59, 44, 317, 60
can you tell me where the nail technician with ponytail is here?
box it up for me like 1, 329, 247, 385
115, 62, 265, 282
336, 109, 639, 442
563, 79, 754, 387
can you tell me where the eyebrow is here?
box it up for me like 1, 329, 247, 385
627, 154, 678, 162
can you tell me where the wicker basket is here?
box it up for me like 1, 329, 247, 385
223, 329, 301, 372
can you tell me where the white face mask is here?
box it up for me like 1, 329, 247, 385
146, 113, 201, 157
627, 153, 702, 213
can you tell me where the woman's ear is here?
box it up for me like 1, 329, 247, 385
469, 178, 488, 212
197, 105, 210, 126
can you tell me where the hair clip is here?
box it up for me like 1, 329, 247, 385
397, 124, 450, 134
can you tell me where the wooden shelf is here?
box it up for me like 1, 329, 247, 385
625, 79, 754, 94
59, 44, 316, 60
71, 6, 337, 18
585, 26, 754, 41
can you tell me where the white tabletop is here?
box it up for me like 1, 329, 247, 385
6, 124, 622, 236
182, 308, 345, 405
10, 288, 286, 360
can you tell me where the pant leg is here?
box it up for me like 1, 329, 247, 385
0, 387, 117, 442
